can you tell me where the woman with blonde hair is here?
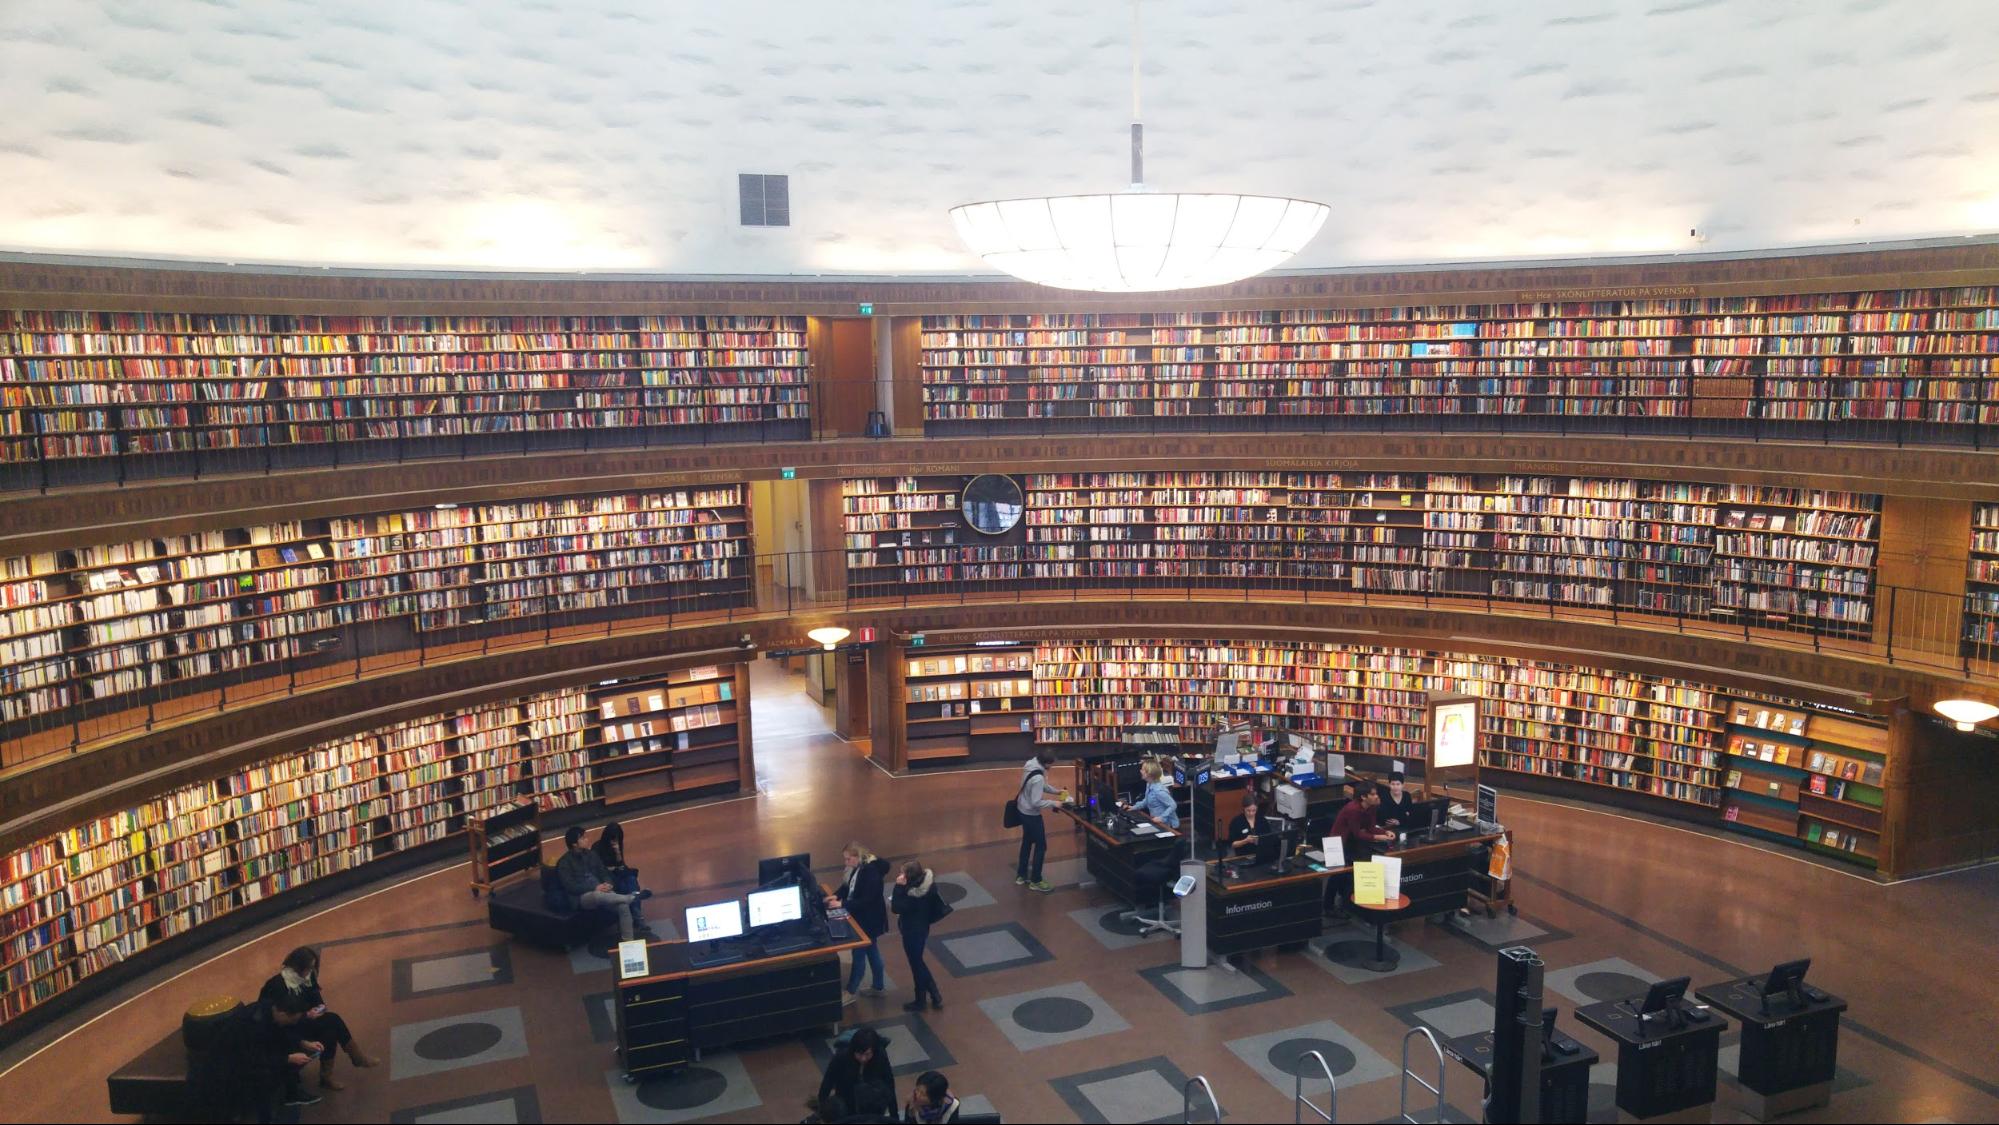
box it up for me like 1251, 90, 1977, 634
1123, 759, 1182, 828
825, 841, 891, 1002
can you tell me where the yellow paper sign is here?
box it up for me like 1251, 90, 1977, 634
1353, 860, 1388, 906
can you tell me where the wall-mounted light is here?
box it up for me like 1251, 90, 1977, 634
807, 626, 851, 651
1934, 698, 1999, 732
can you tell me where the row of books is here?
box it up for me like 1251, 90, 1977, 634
0, 686, 603, 1021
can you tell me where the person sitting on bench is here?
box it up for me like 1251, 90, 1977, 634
258, 946, 379, 1092
203, 989, 322, 1114
557, 825, 651, 941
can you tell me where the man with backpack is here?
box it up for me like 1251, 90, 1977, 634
1008, 751, 1067, 892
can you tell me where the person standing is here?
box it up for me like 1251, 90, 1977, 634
258, 946, 380, 1092
891, 860, 946, 1012
826, 841, 891, 1002
1014, 751, 1068, 892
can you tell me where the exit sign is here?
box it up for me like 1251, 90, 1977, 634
910, 633, 925, 647
858, 302, 875, 316
780, 467, 796, 480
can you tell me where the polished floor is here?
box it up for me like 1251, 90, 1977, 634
3, 662, 1996, 1123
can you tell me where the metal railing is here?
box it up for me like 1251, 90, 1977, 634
2, 543, 1991, 772
1294, 1049, 1338, 1124
2, 370, 1995, 494
1183, 1075, 1223, 1124
1399, 1027, 1448, 1125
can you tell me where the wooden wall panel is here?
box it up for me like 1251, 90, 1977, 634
890, 317, 924, 436
1880, 706, 1999, 877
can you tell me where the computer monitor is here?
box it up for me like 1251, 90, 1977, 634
1762, 958, 1811, 1010
757, 853, 811, 888
1638, 976, 1691, 1016
746, 885, 804, 929
684, 899, 745, 943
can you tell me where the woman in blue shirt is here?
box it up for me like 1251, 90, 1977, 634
1125, 760, 1181, 828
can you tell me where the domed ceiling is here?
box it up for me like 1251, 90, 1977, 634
1, 0, 1995, 276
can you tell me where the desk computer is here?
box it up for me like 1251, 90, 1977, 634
685, 900, 747, 967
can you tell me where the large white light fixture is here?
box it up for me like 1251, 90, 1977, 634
949, 3, 1328, 293
1934, 698, 1999, 731
807, 626, 852, 651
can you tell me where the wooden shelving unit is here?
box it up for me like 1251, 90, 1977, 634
468, 800, 542, 896
1965, 502, 1999, 657
838, 471, 1880, 635
0, 683, 610, 1025
903, 645, 1035, 767
1717, 698, 1887, 868
587, 664, 750, 805
0, 487, 752, 742
918, 287, 1999, 440
0, 312, 810, 489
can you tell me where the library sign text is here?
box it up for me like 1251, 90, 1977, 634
1516, 286, 1701, 301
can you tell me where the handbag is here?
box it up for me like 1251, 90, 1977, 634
930, 891, 954, 924
1000, 769, 1043, 829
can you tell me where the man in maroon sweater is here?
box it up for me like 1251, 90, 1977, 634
1329, 785, 1397, 908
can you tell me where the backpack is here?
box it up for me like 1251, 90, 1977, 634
1001, 769, 1043, 829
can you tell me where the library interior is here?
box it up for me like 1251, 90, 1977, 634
2, 3, 1998, 1123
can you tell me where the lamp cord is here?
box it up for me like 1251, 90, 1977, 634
1130, 0, 1144, 186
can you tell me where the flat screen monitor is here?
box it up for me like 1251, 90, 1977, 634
757, 853, 811, 887
1639, 975, 1691, 1015
1762, 958, 1811, 999
684, 900, 744, 943
746, 886, 804, 929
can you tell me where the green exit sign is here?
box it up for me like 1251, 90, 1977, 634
780, 467, 796, 480
858, 302, 874, 316
910, 633, 925, 647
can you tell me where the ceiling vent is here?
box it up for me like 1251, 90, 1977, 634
739, 174, 790, 227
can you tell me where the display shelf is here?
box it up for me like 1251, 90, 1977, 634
0, 312, 809, 487
586, 665, 748, 805
0, 683, 616, 1025
901, 644, 1035, 768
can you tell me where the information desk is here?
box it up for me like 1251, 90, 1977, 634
1059, 804, 1182, 905
616, 913, 868, 1082
1575, 996, 1728, 1121
1694, 976, 1847, 1121
1443, 1026, 1599, 1125
1345, 827, 1504, 917
1206, 861, 1330, 956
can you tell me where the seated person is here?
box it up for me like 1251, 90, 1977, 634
556, 826, 652, 941
1331, 784, 1395, 863
1377, 775, 1416, 835
258, 946, 379, 1092
1226, 792, 1280, 865
1119, 760, 1181, 828
816, 1027, 894, 1122
905, 1069, 962, 1123
205, 990, 322, 1114
592, 821, 649, 926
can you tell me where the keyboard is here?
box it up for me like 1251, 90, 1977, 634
1442, 819, 1473, 832
686, 943, 747, 969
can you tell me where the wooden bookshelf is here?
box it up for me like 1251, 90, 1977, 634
1717, 697, 1887, 868
0, 312, 809, 489
586, 664, 750, 805
468, 800, 543, 896
903, 644, 1035, 768
1965, 502, 1999, 656
0, 488, 752, 741
0, 684, 604, 1026
1032, 639, 1726, 807
839, 471, 1879, 635
919, 288, 1998, 440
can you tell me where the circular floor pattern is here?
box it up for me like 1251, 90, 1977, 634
1098, 908, 1145, 936
1011, 995, 1095, 1034
413, 1021, 504, 1061
1267, 1037, 1358, 1078
636, 1065, 730, 1110
935, 881, 968, 906
1322, 939, 1378, 967
1575, 971, 1651, 1002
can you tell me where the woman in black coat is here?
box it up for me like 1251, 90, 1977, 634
258, 946, 379, 1090
826, 842, 891, 1000
890, 860, 946, 1013
815, 1026, 894, 1121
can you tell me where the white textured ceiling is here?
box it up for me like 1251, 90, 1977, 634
1, 0, 1996, 276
